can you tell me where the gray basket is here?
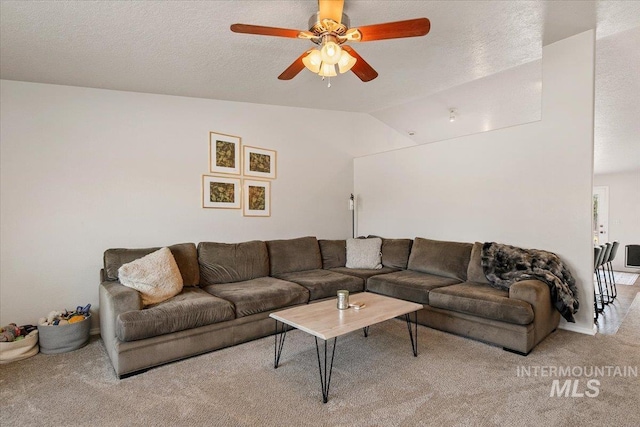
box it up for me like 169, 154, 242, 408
38, 314, 91, 354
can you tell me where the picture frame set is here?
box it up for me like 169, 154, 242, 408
242, 179, 271, 217
243, 146, 277, 179
209, 132, 241, 176
201, 175, 241, 209
203, 132, 276, 216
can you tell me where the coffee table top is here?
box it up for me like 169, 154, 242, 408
269, 292, 423, 340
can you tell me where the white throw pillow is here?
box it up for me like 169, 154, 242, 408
118, 247, 184, 306
346, 238, 383, 269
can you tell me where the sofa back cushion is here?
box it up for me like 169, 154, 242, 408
319, 240, 346, 269
367, 236, 413, 269
381, 238, 413, 269
267, 236, 322, 275
198, 240, 269, 285
407, 238, 472, 281
104, 243, 199, 286
467, 242, 490, 284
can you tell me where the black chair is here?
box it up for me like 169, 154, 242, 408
599, 243, 613, 305
593, 246, 604, 321
606, 241, 619, 300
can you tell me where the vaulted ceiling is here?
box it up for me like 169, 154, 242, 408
1, 1, 638, 174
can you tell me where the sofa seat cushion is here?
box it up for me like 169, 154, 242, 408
366, 270, 461, 304
275, 269, 364, 301
429, 282, 534, 325
116, 287, 235, 342
329, 266, 399, 281
202, 277, 309, 318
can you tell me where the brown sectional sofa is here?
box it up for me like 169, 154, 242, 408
99, 236, 560, 378
366, 238, 559, 354
267, 237, 364, 300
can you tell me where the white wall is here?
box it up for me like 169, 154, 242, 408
372, 59, 542, 146
0, 80, 412, 330
354, 31, 596, 334
594, 171, 640, 272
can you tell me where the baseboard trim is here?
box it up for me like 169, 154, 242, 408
90, 327, 101, 336
559, 323, 597, 336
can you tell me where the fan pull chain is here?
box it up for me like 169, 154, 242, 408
321, 76, 332, 88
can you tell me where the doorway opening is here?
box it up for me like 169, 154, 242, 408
593, 186, 608, 245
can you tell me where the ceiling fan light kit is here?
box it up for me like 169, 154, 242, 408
337, 50, 357, 74
302, 49, 322, 73
319, 63, 337, 78
320, 36, 342, 64
230, 0, 431, 85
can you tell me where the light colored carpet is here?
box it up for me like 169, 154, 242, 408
613, 271, 639, 286
1, 298, 639, 427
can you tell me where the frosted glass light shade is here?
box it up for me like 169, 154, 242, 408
320, 41, 342, 65
318, 63, 337, 77
338, 50, 356, 73
302, 49, 322, 73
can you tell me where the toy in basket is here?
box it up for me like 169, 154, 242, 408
38, 304, 91, 354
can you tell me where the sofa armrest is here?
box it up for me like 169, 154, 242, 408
99, 281, 142, 355
509, 280, 560, 348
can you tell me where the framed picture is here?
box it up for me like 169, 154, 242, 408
202, 175, 241, 209
243, 179, 271, 217
209, 132, 241, 175
243, 146, 277, 179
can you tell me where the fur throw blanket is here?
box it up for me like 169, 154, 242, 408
481, 242, 579, 322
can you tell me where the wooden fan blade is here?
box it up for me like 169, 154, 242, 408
278, 50, 311, 80
342, 46, 378, 82
318, 0, 344, 24
231, 23, 304, 39
356, 18, 431, 42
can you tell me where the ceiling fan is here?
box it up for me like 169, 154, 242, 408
230, 0, 430, 84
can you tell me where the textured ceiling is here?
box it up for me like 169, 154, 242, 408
1, 1, 639, 173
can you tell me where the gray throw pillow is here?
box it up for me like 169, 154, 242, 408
467, 242, 489, 284
346, 238, 383, 269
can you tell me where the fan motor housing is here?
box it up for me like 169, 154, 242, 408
308, 12, 350, 42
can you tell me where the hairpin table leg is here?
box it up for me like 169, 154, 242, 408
315, 337, 338, 403
274, 320, 287, 369
405, 311, 418, 357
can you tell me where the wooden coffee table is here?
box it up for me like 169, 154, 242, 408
269, 292, 423, 403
